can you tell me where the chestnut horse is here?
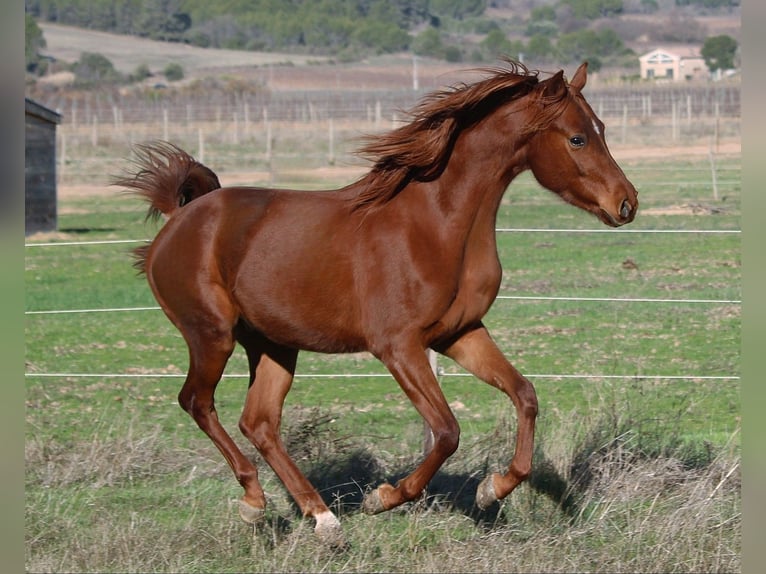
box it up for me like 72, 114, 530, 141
117, 61, 637, 546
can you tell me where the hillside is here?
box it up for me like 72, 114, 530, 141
33, 23, 506, 92
29, 0, 740, 83
37, 22, 329, 76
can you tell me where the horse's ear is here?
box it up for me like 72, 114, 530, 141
542, 69, 567, 99
569, 62, 588, 92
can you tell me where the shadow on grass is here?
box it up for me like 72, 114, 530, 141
300, 447, 578, 527
281, 409, 581, 531
59, 227, 118, 234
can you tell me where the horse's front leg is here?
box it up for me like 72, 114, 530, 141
362, 343, 460, 514
439, 323, 538, 508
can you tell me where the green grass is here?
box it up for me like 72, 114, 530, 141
25, 152, 740, 572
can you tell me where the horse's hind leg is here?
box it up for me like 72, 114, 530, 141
438, 323, 538, 508
236, 338, 346, 547
361, 341, 460, 514
174, 308, 267, 524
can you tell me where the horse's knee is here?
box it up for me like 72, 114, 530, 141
177, 388, 192, 413
433, 422, 460, 458
239, 418, 277, 453
516, 379, 538, 419
522, 395, 538, 420
178, 389, 212, 420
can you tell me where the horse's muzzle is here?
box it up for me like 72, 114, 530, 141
620, 199, 632, 220
599, 197, 637, 227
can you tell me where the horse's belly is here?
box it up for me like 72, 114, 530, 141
232, 272, 366, 354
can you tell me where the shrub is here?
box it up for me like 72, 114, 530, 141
444, 45, 463, 62
130, 63, 152, 83
164, 62, 185, 82
72, 52, 122, 86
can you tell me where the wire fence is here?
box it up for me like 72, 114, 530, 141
35, 83, 742, 127
25, 227, 741, 383
42, 82, 741, 186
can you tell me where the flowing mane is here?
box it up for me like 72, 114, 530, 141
351, 60, 571, 210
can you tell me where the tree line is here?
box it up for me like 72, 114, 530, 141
25, 0, 739, 79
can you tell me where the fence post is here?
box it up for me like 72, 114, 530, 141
58, 131, 66, 181
714, 101, 720, 153
266, 121, 273, 184
91, 116, 99, 147
709, 140, 719, 201
244, 103, 250, 139
687, 94, 692, 126
671, 99, 678, 142
621, 104, 627, 144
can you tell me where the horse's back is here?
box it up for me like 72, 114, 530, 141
145, 186, 366, 352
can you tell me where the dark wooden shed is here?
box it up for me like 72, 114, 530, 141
25, 98, 62, 235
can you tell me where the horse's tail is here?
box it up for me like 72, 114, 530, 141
115, 141, 221, 220
113, 141, 221, 273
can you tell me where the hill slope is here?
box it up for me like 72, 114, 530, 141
38, 22, 326, 76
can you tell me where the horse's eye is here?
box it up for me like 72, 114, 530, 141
569, 135, 586, 148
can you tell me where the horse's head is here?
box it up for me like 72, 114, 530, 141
526, 63, 638, 227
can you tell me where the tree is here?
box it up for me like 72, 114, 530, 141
429, 0, 486, 20
701, 35, 738, 72
562, 0, 624, 19
675, 0, 739, 7
412, 27, 444, 58
351, 19, 411, 54
556, 28, 626, 66
25, 15, 46, 73
639, 0, 659, 12
481, 28, 512, 58
526, 35, 555, 61
138, 0, 191, 41
530, 5, 556, 21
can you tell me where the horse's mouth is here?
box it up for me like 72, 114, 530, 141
598, 209, 623, 227
598, 199, 636, 227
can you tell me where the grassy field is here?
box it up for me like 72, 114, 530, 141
25, 142, 741, 571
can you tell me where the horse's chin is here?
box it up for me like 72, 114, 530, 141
597, 208, 623, 227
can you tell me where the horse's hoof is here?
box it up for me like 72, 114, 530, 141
361, 488, 384, 515
314, 511, 348, 550
476, 474, 499, 510
238, 499, 266, 525
362, 484, 394, 515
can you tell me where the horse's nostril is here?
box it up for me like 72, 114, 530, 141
620, 200, 632, 219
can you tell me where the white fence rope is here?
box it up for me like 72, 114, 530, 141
496, 296, 741, 304
25, 227, 740, 382
23, 228, 742, 249
24, 372, 739, 382
25, 294, 742, 316
25, 239, 149, 247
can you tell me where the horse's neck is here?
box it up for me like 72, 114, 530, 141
427, 119, 529, 241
